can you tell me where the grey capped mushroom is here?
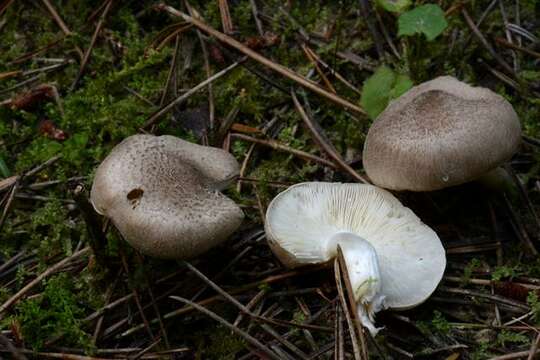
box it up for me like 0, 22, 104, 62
265, 182, 446, 335
90, 134, 244, 259
363, 76, 522, 191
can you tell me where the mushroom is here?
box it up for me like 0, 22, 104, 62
90, 134, 244, 259
265, 182, 445, 335
363, 76, 521, 191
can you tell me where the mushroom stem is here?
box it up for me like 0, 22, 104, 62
325, 232, 386, 336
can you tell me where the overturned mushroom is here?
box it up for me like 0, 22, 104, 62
265, 182, 445, 335
363, 76, 521, 191
90, 134, 244, 259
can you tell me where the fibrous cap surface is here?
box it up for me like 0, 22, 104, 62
363, 76, 521, 191
91, 134, 244, 259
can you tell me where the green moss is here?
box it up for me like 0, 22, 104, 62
14, 273, 94, 352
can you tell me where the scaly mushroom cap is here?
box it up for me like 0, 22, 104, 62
265, 182, 445, 310
91, 134, 244, 259
363, 76, 521, 191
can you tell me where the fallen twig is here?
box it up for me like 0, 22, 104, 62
157, 4, 365, 114
142, 59, 244, 129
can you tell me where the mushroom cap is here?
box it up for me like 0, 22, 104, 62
363, 76, 521, 191
90, 134, 244, 259
265, 182, 446, 309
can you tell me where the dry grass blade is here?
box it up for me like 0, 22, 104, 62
291, 90, 369, 183
157, 4, 365, 115
170, 295, 281, 360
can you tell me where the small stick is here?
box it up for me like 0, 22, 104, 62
0, 180, 18, 232
0, 247, 91, 315
70, 0, 113, 90
158, 35, 181, 107
0, 333, 27, 360
170, 296, 280, 360
119, 265, 327, 337
158, 4, 365, 115
503, 194, 538, 256
142, 59, 243, 129
217, 0, 234, 34
334, 257, 363, 360
184, 1, 215, 132
0, 0, 14, 16
233, 289, 266, 327
335, 303, 344, 360
40, 0, 84, 59
130, 338, 162, 360
358, 0, 384, 58
237, 144, 256, 193
182, 261, 310, 359
438, 286, 530, 311
92, 275, 119, 344
490, 349, 540, 360
495, 37, 540, 59
462, 8, 515, 75
527, 332, 540, 360
231, 133, 338, 169
72, 184, 108, 267
301, 44, 336, 93
249, 0, 264, 36
337, 247, 369, 359
291, 90, 368, 183
136, 254, 170, 348
119, 249, 155, 341
302, 45, 361, 94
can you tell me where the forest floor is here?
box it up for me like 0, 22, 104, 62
0, 0, 540, 359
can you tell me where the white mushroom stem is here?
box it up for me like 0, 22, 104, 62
325, 232, 387, 336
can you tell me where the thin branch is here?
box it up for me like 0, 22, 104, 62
170, 296, 280, 360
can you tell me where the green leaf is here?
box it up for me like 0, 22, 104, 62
360, 66, 414, 120
389, 74, 414, 99
376, 0, 411, 13
398, 4, 448, 41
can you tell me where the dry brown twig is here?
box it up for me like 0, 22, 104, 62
157, 4, 365, 115
70, 0, 114, 91
142, 59, 244, 129
231, 132, 338, 169
291, 90, 369, 183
